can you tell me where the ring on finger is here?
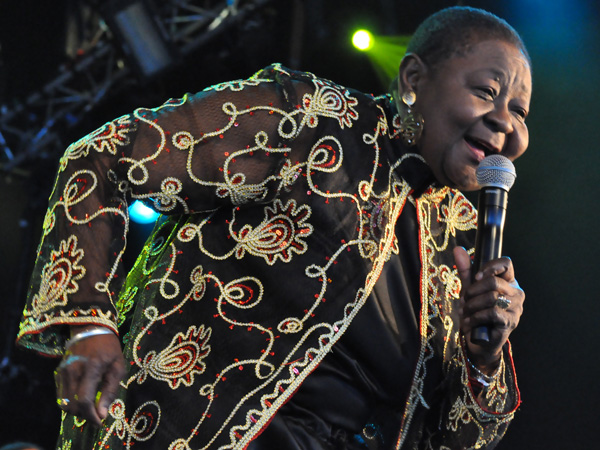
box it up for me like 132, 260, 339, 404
496, 295, 511, 310
57, 398, 70, 408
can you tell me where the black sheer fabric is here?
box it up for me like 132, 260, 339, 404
249, 195, 425, 450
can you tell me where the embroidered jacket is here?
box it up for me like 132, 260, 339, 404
17, 64, 520, 449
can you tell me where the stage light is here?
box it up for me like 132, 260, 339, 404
352, 30, 373, 51
129, 200, 160, 224
103, 1, 176, 79
351, 32, 412, 88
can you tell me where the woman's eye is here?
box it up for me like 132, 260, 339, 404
514, 108, 528, 121
477, 87, 496, 100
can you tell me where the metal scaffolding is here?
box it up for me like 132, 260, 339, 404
0, 0, 272, 173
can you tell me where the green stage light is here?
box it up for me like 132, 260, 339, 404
352, 34, 413, 88
352, 30, 373, 51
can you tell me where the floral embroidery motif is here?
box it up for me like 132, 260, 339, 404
176, 199, 313, 267
60, 115, 133, 168
302, 79, 359, 129
137, 325, 211, 388
439, 191, 477, 238
233, 199, 313, 265
32, 235, 86, 313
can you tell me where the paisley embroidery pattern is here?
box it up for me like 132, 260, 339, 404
233, 199, 313, 265
31, 235, 86, 313
137, 325, 211, 388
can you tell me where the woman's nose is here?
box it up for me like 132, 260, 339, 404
485, 103, 514, 135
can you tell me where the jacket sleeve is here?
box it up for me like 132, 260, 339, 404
16, 66, 308, 356
420, 341, 521, 449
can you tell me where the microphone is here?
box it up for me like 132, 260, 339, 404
470, 155, 517, 345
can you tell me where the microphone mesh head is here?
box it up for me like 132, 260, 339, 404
476, 155, 517, 191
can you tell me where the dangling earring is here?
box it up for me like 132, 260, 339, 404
399, 91, 424, 147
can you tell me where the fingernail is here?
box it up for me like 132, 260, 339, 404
475, 272, 483, 280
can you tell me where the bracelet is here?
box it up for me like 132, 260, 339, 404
466, 353, 504, 387
65, 327, 115, 350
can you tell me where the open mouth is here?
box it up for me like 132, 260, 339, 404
464, 137, 493, 160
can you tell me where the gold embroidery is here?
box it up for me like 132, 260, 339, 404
301, 78, 359, 129
212, 78, 263, 92
60, 115, 133, 169
177, 198, 313, 267
31, 235, 85, 314
99, 400, 162, 449
233, 199, 313, 265
137, 325, 211, 388
396, 187, 479, 449
448, 397, 475, 432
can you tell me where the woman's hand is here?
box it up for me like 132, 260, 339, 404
54, 327, 126, 426
453, 247, 525, 373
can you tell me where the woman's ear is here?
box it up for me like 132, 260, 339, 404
398, 53, 428, 96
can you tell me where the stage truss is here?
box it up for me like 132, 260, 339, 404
0, 0, 272, 172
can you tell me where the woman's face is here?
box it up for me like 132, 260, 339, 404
411, 39, 532, 191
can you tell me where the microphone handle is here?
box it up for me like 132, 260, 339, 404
470, 187, 508, 345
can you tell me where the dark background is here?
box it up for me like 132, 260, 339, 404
0, 0, 598, 448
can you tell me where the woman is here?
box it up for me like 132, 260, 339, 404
17, 6, 530, 449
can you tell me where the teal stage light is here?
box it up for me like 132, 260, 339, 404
129, 200, 160, 224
